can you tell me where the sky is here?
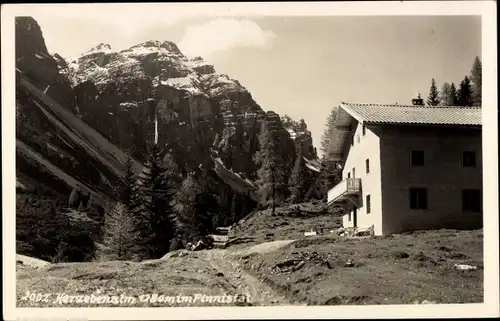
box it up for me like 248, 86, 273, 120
21, 5, 481, 155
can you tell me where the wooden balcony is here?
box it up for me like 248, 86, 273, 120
327, 178, 361, 205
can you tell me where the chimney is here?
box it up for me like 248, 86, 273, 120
412, 93, 424, 106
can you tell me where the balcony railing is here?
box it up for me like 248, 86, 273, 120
327, 178, 361, 204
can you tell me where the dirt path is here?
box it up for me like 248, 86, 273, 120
234, 240, 295, 257
197, 240, 296, 306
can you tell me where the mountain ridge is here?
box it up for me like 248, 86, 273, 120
15, 16, 321, 217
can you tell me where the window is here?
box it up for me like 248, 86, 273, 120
410, 188, 427, 210
410, 150, 425, 166
366, 159, 370, 174
352, 168, 356, 178
348, 211, 352, 221
366, 195, 371, 214
362, 125, 366, 136
462, 189, 481, 212
463, 151, 476, 167
347, 172, 351, 179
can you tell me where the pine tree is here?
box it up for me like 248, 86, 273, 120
175, 173, 201, 241
450, 83, 458, 106
470, 56, 482, 106
136, 143, 177, 259
175, 173, 214, 241
457, 76, 473, 107
426, 78, 440, 106
288, 146, 308, 204
103, 202, 138, 260
440, 82, 454, 106
254, 113, 290, 212
163, 152, 182, 186
193, 170, 218, 234
319, 159, 342, 198
118, 154, 141, 214
320, 107, 338, 159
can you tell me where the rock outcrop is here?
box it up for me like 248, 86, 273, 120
15, 17, 139, 202
16, 17, 74, 112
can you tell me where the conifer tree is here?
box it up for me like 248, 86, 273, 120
163, 152, 182, 186
426, 78, 440, 106
118, 154, 140, 215
319, 159, 342, 198
103, 202, 138, 260
136, 143, 177, 259
175, 173, 214, 241
457, 76, 473, 107
450, 82, 458, 106
288, 145, 308, 204
175, 173, 200, 241
470, 56, 482, 106
320, 107, 338, 159
255, 113, 290, 212
440, 82, 454, 106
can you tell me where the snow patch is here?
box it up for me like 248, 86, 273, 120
453, 264, 478, 271
81, 43, 112, 57
161, 75, 204, 95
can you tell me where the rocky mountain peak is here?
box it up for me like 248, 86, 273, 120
15, 17, 49, 57
85, 43, 112, 54
281, 115, 315, 158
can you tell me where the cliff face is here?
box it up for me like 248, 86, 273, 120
15, 17, 139, 203
15, 16, 319, 204
15, 17, 74, 112
280, 115, 317, 159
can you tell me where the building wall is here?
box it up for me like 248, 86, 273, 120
341, 122, 384, 235
379, 125, 483, 234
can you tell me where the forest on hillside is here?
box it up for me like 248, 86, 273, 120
17, 109, 342, 263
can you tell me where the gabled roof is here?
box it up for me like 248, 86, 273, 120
326, 102, 482, 162
341, 102, 482, 126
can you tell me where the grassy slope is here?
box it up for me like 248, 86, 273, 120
237, 229, 483, 305
16, 228, 483, 307
15, 196, 483, 308
228, 202, 342, 246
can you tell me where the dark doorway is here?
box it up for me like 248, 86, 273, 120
353, 207, 358, 228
